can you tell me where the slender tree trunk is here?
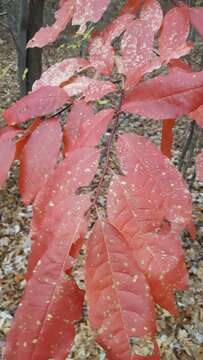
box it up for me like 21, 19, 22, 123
17, 0, 29, 96
5, 0, 45, 96
26, 0, 45, 92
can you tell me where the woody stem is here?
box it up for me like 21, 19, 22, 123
91, 92, 123, 209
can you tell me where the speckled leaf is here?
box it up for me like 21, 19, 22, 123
72, 0, 111, 32
189, 6, 203, 39
116, 134, 192, 230
159, 6, 192, 62
102, 14, 135, 43
3, 86, 69, 125
5, 195, 86, 359
161, 119, 175, 158
28, 147, 99, 278
27, 0, 74, 48
19, 118, 62, 205
121, 70, 203, 119
140, 0, 163, 34
107, 133, 192, 314
63, 100, 114, 153
120, 0, 142, 15
88, 13, 135, 75
108, 177, 188, 315
86, 220, 159, 360
189, 105, 203, 128
88, 36, 114, 75
33, 58, 89, 91
63, 76, 116, 101
120, 20, 154, 91
64, 100, 94, 154
0, 128, 21, 187
195, 149, 203, 181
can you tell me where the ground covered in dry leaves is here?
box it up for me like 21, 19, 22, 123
0, 30, 203, 360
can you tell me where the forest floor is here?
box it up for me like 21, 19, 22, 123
0, 30, 203, 360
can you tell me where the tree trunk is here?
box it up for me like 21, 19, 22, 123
26, 0, 45, 92
16, 0, 45, 96
17, 0, 29, 96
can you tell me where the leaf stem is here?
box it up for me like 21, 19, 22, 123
91, 93, 123, 210
47, 103, 72, 118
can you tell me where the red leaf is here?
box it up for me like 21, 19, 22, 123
122, 70, 203, 119
107, 134, 192, 314
28, 147, 99, 278
59, 0, 68, 5
159, 6, 192, 62
161, 119, 175, 158
195, 149, 203, 181
63, 100, 114, 154
120, 20, 154, 91
102, 14, 135, 43
88, 36, 114, 75
3, 86, 69, 126
120, 0, 142, 15
86, 220, 159, 360
168, 59, 192, 73
5, 195, 87, 359
6, 279, 83, 360
64, 100, 94, 153
88, 13, 135, 76
64, 100, 94, 154
15, 118, 41, 160
116, 134, 192, 228
72, 0, 111, 32
0, 128, 21, 187
19, 117, 62, 205
33, 58, 89, 91
140, 0, 163, 34
27, 0, 74, 48
189, 6, 203, 39
189, 105, 203, 128
63, 76, 116, 101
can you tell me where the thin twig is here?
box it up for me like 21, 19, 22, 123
0, 20, 20, 53
182, 129, 197, 178
152, 49, 160, 57
47, 103, 72, 119
171, 0, 180, 6
178, 120, 196, 172
189, 170, 196, 191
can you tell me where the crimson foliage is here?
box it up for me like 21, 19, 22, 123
1, 1, 203, 359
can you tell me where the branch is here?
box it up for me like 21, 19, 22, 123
182, 130, 197, 178
189, 170, 196, 191
0, 20, 20, 53
90, 92, 123, 211
178, 120, 196, 172
170, 0, 180, 5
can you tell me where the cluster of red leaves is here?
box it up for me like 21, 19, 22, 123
1, 1, 203, 359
